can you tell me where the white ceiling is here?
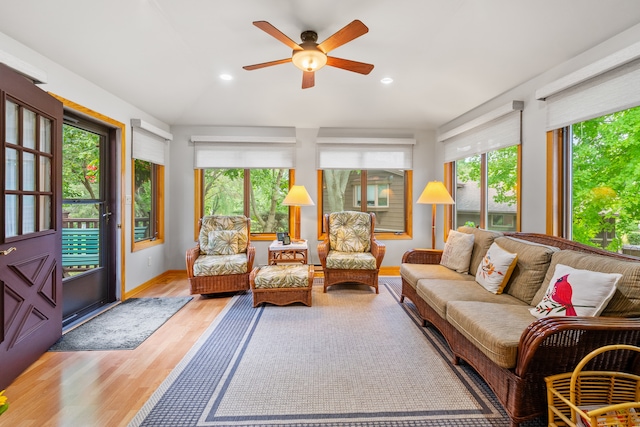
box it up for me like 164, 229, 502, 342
2, 0, 640, 131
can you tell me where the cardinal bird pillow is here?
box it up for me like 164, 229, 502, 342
530, 264, 622, 318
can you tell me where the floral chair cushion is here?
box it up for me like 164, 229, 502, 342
326, 250, 377, 270
199, 215, 249, 255
193, 253, 248, 276
254, 265, 310, 288
328, 211, 371, 253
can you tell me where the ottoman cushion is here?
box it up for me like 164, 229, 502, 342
254, 264, 310, 288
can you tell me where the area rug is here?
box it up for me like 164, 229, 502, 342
49, 297, 192, 351
129, 278, 544, 426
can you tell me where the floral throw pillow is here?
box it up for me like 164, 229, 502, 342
440, 230, 475, 274
475, 242, 518, 294
530, 264, 621, 318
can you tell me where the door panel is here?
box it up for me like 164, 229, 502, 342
1, 63, 63, 389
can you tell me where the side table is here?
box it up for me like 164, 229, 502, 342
268, 239, 308, 265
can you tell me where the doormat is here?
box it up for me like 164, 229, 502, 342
49, 297, 192, 351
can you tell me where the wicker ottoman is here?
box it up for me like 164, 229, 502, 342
249, 264, 314, 307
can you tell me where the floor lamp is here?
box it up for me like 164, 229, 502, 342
417, 181, 455, 249
282, 185, 315, 241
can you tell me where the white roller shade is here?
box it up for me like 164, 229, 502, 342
132, 127, 167, 165
542, 58, 640, 130
440, 104, 522, 163
194, 144, 295, 169
317, 144, 413, 170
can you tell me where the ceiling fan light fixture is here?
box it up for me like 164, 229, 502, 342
291, 48, 327, 72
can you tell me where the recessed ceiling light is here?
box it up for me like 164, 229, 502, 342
219, 74, 233, 81
380, 77, 393, 85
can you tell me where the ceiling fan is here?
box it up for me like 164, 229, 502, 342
243, 20, 374, 89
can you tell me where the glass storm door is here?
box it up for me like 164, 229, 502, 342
61, 116, 115, 324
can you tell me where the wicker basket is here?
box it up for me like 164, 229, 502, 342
546, 344, 640, 427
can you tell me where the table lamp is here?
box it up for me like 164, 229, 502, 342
282, 185, 315, 241
417, 181, 455, 249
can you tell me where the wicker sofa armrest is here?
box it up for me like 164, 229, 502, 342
515, 316, 640, 378
185, 245, 201, 278
370, 239, 386, 268
401, 248, 443, 265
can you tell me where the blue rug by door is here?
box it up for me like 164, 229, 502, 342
129, 279, 543, 426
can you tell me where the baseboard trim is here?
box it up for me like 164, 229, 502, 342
125, 266, 400, 299
124, 270, 185, 299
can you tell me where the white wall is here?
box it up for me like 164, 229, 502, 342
436, 23, 640, 234
0, 31, 172, 295
167, 126, 439, 269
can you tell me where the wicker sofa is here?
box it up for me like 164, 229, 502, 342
400, 227, 640, 427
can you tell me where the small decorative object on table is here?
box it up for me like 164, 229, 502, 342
546, 344, 640, 427
0, 390, 8, 416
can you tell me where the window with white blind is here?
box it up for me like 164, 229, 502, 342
131, 120, 170, 249
440, 101, 522, 231
539, 43, 640, 253
191, 133, 296, 239
316, 137, 415, 238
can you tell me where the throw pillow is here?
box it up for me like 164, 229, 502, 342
530, 264, 621, 318
206, 230, 240, 255
475, 242, 518, 294
440, 230, 475, 274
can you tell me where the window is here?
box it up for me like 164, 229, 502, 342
131, 122, 168, 250
133, 159, 163, 243
200, 168, 291, 237
540, 44, 640, 254
320, 169, 410, 236
563, 106, 640, 252
354, 183, 390, 208
453, 145, 519, 231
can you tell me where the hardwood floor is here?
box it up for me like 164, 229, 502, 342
3, 271, 231, 427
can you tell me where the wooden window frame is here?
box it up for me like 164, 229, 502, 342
131, 160, 164, 252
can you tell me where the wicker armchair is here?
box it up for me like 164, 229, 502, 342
186, 215, 255, 295
317, 211, 386, 293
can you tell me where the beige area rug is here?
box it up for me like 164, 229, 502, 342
129, 278, 538, 426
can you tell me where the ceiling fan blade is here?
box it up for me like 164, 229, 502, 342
243, 58, 292, 70
317, 20, 369, 54
253, 21, 303, 51
326, 57, 374, 75
302, 71, 315, 89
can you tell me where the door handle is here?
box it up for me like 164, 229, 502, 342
0, 247, 17, 256
103, 212, 112, 223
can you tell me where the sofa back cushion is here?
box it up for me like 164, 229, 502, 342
457, 226, 503, 276
329, 211, 371, 253
496, 236, 558, 304
199, 215, 249, 255
440, 230, 475, 273
532, 250, 640, 317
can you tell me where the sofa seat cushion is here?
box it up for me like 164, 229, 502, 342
495, 236, 558, 304
326, 250, 376, 270
446, 301, 536, 369
416, 279, 528, 319
532, 250, 640, 317
400, 263, 474, 290
193, 253, 248, 276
